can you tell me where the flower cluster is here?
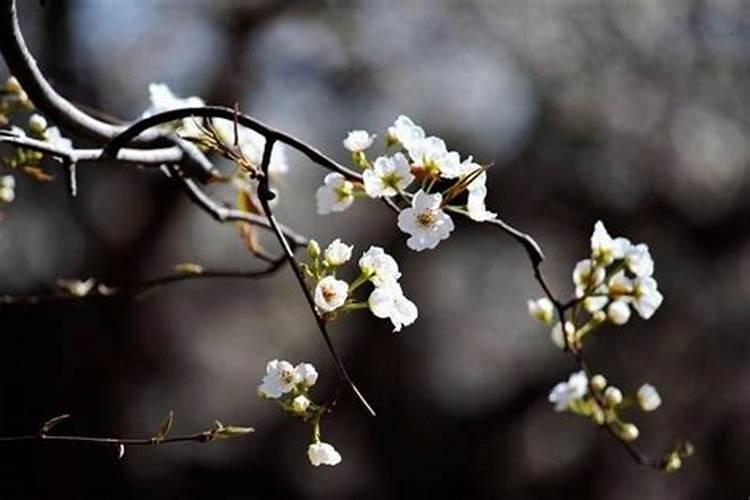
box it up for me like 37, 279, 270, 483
0, 77, 33, 127
317, 115, 497, 251
528, 220, 664, 349
258, 359, 342, 467
549, 370, 663, 444
305, 239, 417, 332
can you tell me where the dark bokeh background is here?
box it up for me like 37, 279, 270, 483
0, 0, 748, 498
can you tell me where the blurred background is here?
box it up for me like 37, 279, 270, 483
0, 0, 748, 498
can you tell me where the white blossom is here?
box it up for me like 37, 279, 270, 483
607, 300, 631, 325
316, 173, 355, 215
528, 297, 554, 325
28, 114, 47, 134
324, 239, 353, 266
343, 130, 375, 152
625, 243, 654, 277
397, 190, 455, 251
292, 395, 311, 414
363, 153, 414, 198
607, 271, 634, 297
549, 370, 589, 411
632, 276, 663, 319
368, 283, 418, 332
258, 359, 300, 399
465, 170, 496, 222
405, 136, 462, 178
314, 276, 349, 312
143, 82, 205, 135
307, 442, 342, 467
358, 246, 401, 287
295, 363, 318, 387
620, 423, 640, 442
591, 220, 628, 266
572, 259, 605, 297
387, 115, 425, 149
637, 384, 662, 412
583, 293, 608, 313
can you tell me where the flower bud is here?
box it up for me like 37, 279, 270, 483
4, 76, 22, 94
292, 395, 310, 414
307, 239, 321, 259
637, 383, 662, 412
620, 422, 639, 442
604, 386, 623, 406
28, 114, 48, 135
664, 453, 682, 472
590, 374, 607, 391
550, 321, 576, 350
527, 297, 554, 326
607, 300, 631, 325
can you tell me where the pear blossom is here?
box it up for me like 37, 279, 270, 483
343, 130, 375, 152
358, 246, 401, 287
397, 190, 454, 251
292, 395, 311, 414
405, 136, 462, 178
632, 276, 664, 319
324, 239, 353, 266
607, 271, 634, 298
620, 423, 640, 442
142, 82, 205, 135
607, 299, 631, 325
368, 283, 418, 332
637, 384, 662, 412
0, 175, 14, 203
550, 321, 576, 350
572, 259, 605, 297
316, 173, 355, 214
583, 294, 608, 313
314, 276, 349, 312
549, 370, 589, 411
258, 359, 300, 399
307, 442, 342, 467
527, 297, 554, 326
295, 362, 318, 387
363, 153, 414, 198
465, 170, 496, 222
387, 115, 425, 149
591, 221, 628, 266
625, 243, 654, 277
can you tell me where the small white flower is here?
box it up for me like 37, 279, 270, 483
632, 276, 663, 319
572, 259, 605, 297
258, 359, 300, 399
583, 294, 609, 313
28, 114, 47, 134
607, 299, 631, 325
343, 130, 375, 152
295, 363, 318, 387
549, 370, 588, 411
607, 271, 634, 297
527, 297, 555, 326
591, 221, 628, 266
44, 127, 72, 150
324, 239, 353, 266
363, 153, 414, 198
314, 276, 349, 312
637, 384, 662, 412
143, 83, 205, 135
550, 321, 576, 350
368, 283, 418, 332
316, 173, 355, 215
405, 136, 462, 178
388, 115, 425, 149
307, 442, 342, 467
358, 246, 401, 287
604, 386, 623, 406
625, 243, 654, 277
292, 395, 311, 414
397, 190, 455, 251
465, 170, 496, 222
